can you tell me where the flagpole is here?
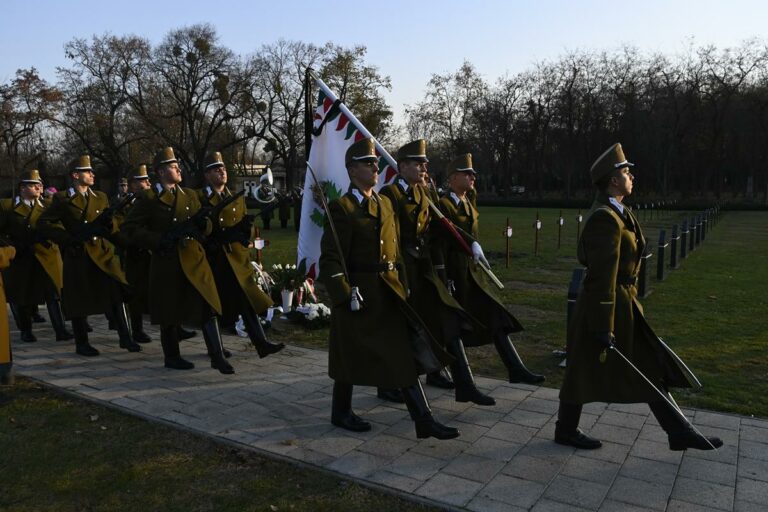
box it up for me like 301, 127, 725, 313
307, 69, 398, 171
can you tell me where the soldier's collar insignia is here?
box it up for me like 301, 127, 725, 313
67, 187, 76, 197
449, 191, 462, 206
14, 196, 21, 206
350, 188, 365, 205
205, 185, 213, 197
155, 182, 164, 195
397, 178, 410, 193
608, 197, 625, 215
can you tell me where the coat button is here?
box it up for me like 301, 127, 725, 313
173, 217, 177, 222
186, 206, 190, 210
220, 218, 224, 222
380, 240, 384, 244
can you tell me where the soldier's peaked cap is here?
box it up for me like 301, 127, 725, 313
447, 153, 476, 176
345, 137, 378, 165
153, 147, 178, 169
396, 139, 429, 163
204, 151, 225, 169
20, 169, 42, 184
73, 154, 93, 171
131, 164, 150, 180
590, 143, 634, 184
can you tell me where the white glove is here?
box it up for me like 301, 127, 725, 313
471, 241, 489, 267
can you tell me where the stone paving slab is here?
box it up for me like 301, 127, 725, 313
7, 314, 768, 512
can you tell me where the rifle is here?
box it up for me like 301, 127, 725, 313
75, 192, 135, 242
425, 178, 504, 290
159, 189, 246, 251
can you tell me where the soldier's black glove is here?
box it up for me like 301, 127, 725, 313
193, 208, 211, 231
595, 331, 616, 349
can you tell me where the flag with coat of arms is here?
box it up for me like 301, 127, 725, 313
297, 75, 398, 280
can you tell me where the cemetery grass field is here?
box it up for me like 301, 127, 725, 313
263, 207, 768, 419
0, 378, 438, 512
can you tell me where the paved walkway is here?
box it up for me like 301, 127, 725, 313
10, 316, 768, 511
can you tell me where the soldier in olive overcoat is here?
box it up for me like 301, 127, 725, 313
377, 140, 495, 406
111, 165, 153, 344
37, 156, 140, 356
198, 152, 284, 358
439, 154, 544, 384
555, 143, 722, 451
1, 170, 71, 342
319, 137, 459, 440
120, 147, 231, 373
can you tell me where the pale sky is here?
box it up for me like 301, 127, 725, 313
2, 0, 766, 125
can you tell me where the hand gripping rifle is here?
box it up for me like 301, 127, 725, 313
305, 161, 362, 311
76, 192, 135, 242
425, 178, 504, 290
159, 189, 246, 251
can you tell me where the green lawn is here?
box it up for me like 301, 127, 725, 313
0, 379, 438, 512
258, 207, 768, 418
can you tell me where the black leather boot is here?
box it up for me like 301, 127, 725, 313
425, 369, 455, 389
377, 387, 405, 403
331, 381, 371, 432
242, 308, 284, 358
160, 325, 194, 370
448, 336, 495, 406
11, 304, 36, 343
177, 326, 197, 340
46, 296, 73, 341
31, 307, 46, 323
72, 317, 99, 357
202, 317, 234, 375
494, 334, 545, 384
113, 303, 141, 352
401, 381, 460, 440
131, 311, 151, 344
554, 402, 601, 449
649, 398, 723, 451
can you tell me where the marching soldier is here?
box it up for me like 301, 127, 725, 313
198, 151, 284, 358
556, 143, 723, 451
37, 156, 140, 356
121, 147, 231, 373
1, 170, 71, 343
439, 154, 544, 384
378, 140, 494, 406
112, 165, 153, 344
112, 177, 130, 203
319, 137, 459, 440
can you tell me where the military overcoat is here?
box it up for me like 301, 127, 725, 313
120, 184, 221, 325
380, 179, 476, 342
0, 197, 64, 304
113, 198, 152, 315
37, 188, 128, 317
439, 192, 523, 345
560, 194, 697, 404
320, 188, 451, 388
197, 187, 272, 322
